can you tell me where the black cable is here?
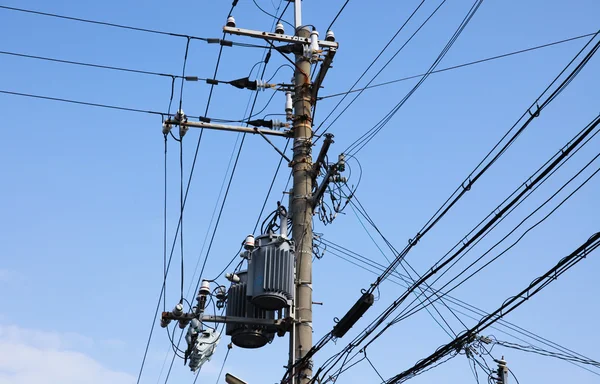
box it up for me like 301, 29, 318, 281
364, 30, 600, 293
345, 0, 484, 155
0, 50, 190, 79
362, 352, 384, 382
163, 135, 168, 312
385, 233, 600, 383
323, 239, 600, 376
394, 117, 600, 324
317, 32, 596, 100
178, 38, 191, 112
310, 112, 600, 384
0, 4, 197, 38
177, 38, 191, 305
0, 89, 165, 116
215, 345, 232, 384
163, 29, 281, 384
508, 368, 521, 384
267, 64, 295, 83
253, 139, 291, 234
179, 137, 185, 303
138, 3, 241, 383
252, 0, 294, 28
314, 0, 428, 136
347, 200, 464, 338
326, 0, 351, 32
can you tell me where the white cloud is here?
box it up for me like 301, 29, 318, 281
0, 324, 135, 384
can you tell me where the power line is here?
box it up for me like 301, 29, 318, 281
136, 1, 243, 380
326, 0, 351, 32
311, 108, 600, 383
364, 30, 600, 294
317, 113, 600, 383
385, 232, 600, 383
322, 238, 600, 377
0, 4, 194, 38
252, 0, 294, 28
317, 32, 597, 100
314, 0, 429, 136
0, 5, 268, 48
159, 4, 290, 382
0, 89, 165, 116
0, 50, 193, 79
344, 0, 484, 155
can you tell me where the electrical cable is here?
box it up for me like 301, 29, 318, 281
326, 0, 351, 32
317, 32, 596, 100
0, 89, 166, 116
393, 116, 600, 324
0, 50, 196, 80
322, 239, 600, 376
137, 2, 242, 382
356, 158, 600, 382
0, 3, 269, 48
344, 0, 484, 156
384, 232, 600, 383
361, 30, 600, 295
308, 113, 600, 384
161, 5, 289, 382
267, 64, 295, 83
214, 345, 232, 384
314, 0, 429, 136
347, 203, 462, 339
252, 0, 294, 28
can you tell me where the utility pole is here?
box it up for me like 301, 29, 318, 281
290, 3, 314, 382
160, 1, 341, 381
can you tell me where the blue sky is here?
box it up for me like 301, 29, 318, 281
1, 0, 599, 383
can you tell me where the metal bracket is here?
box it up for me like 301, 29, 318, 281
164, 119, 291, 138
223, 26, 339, 49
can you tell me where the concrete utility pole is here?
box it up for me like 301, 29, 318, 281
290, 17, 314, 384
161, 1, 341, 380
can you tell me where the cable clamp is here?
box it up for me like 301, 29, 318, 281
528, 103, 541, 118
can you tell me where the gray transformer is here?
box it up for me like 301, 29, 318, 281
225, 271, 276, 349
247, 234, 294, 310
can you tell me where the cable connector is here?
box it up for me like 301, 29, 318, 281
228, 77, 276, 91
247, 119, 289, 129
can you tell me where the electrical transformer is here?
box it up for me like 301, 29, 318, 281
247, 234, 294, 310
225, 270, 276, 348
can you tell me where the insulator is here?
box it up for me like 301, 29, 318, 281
162, 122, 172, 135
226, 273, 240, 283
275, 22, 285, 34
271, 119, 286, 129
200, 280, 211, 295
325, 30, 335, 42
173, 303, 184, 317
244, 234, 255, 249
285, 91, 293, 120
310, 30, 320, 61
338, 153, 346, 172
226, 16, 236, 27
